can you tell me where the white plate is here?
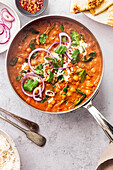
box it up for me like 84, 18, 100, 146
84, 10, 108, 25
0, 2, 20, 53
0, 129, 20, 170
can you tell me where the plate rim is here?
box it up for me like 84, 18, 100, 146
0, 1, 21, 54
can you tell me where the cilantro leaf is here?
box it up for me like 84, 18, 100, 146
23, 79, 38, 92
39, 33, 47, 45
45, 57, 59, 68
55, 46, 67, 54
10, 57, 18, 66
16, 74, 22, 81
30, 28, 39, 34
82, 51, 96, 62
74, 89, 86, 106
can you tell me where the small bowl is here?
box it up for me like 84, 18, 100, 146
15, 0, 48, 17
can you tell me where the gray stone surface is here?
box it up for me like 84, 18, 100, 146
0, 0, 113, 169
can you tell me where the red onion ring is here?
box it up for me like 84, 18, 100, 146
28, 48, 55, 73
33, 86, 42, 101
0, 23, 10, 44
21, 73, 45, 98
45, 90, 55, 97
0, 24, 4, 35
59, 32, 71, 48
1, 17, 12, 29
1, 8, 15, 22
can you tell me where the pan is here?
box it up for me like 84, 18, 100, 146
6, 15, 113, 142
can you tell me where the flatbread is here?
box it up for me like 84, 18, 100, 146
107, 5, 113, 26
90, 0, 113, 15
70, 0, 103, 14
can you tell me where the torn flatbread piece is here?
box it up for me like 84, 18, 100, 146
90, 0, 113, 15
107, 5, 113, 26
70, 0, 103, 14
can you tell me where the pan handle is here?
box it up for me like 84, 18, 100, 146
84, 100, 113, 142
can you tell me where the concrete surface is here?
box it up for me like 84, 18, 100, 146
0, 0, 113, 169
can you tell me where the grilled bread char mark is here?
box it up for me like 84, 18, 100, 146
70, 0, 103, 14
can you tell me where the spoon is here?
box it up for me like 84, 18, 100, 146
0, 107, 39, 132
0, 113, 46, 146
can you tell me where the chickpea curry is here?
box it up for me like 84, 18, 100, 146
7, 18, 102, 112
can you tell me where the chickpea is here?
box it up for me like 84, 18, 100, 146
24, 64, 29, 70
18, 57, 23, 63
86, 81, 93, 87
86, 75, 90, 80
76, 82, 79, 86
85, 90, 91, 95
40, 52, 45, 58
62, 95, 66, 99
55, 87, 60, 92
70, 86, 76, 92
49, 36, 55, 41
31, 59, 38, 66
51, 100, 56, 105
67, 91, 72, 97
23, 53, 28, 58
73, 75, 79, 81
91, 68, 96, 73
26, 47, 31, 53
53, 30, 58, 36
39, 57, 44, 63
48, 104, 53, 108
73, 67, 76, 72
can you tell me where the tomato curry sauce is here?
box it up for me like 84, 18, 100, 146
7, 17, 103, 112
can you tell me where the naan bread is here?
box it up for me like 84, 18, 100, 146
107, 5, 113, 26
90, 0, 113, 15
70, 0, 103, 13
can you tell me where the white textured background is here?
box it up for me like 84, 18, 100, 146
0, 0, 113, 169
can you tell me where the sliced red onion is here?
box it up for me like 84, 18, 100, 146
59, 32, 71, 48
1, 8, 15, 22
45, 90, 55, 97
28, 48, 55, 73
21, 73, 45, 98
1, 17, 12, 29
33, 86, 42, 101
0, 24, 4, 35
66, 51, 73, 60
0, 23, 10, 44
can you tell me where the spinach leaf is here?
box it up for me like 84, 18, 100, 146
70, 30, 80, 46
81, 46, 85, 53
39, 33, 47, 45
10, 57, 18, 66
59, 55, 63, 67
30, 28, 39, 34
71, 42, 79, 47
63, 86, 69, 95
74, 89, 86, 106
41, 95, 49, 103
45, 57, 59, 68
20, 70, 27, 73
57, 75, 64, 82
35, 64, 43, 70
82, 51, 96, 62
53, 85, 56, 89
46, 24, 56, 34
35, 70, 44, 75
47, 71, 54, 84
61, 36, 67, 41
71, 49, 79, 64
55, 46, 67, 54
25, 58, 28, 63
29, 39, 36, 50
60, 24, 64, 32
16, 74, 22, 81
23, 79, 38, 92
22, 35, 28, 42
76, 68, 86, 83
31, 52, 38, 59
